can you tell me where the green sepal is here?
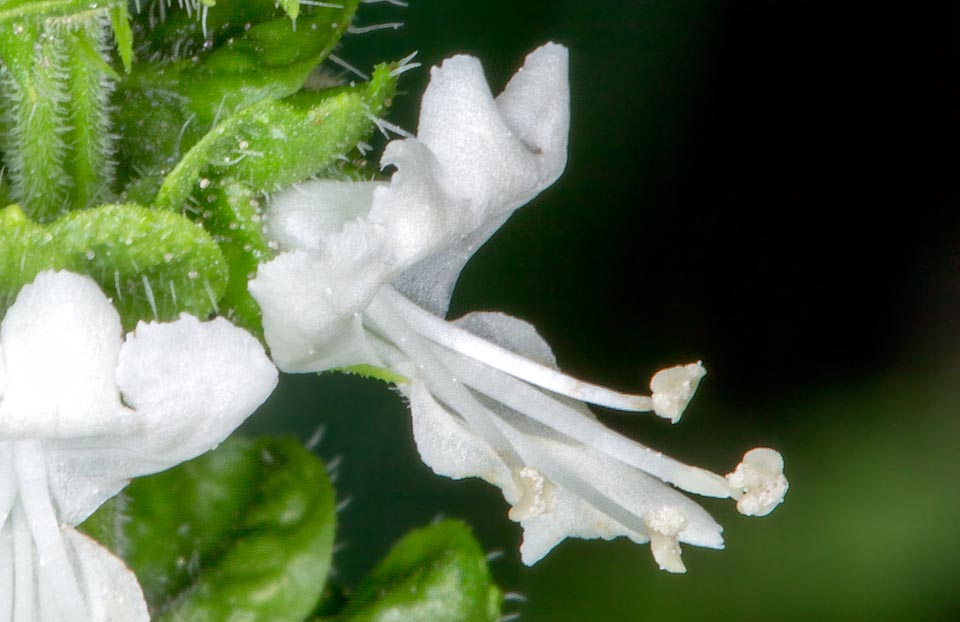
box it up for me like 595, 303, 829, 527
109, 2, 133, 73
154, 62, 398, 212
180, 0, 361, 128
195, 179, 273, 335
0, 203, 228, 328
334, 521, 503, 622
115, 0, 360, 189
336, 365, 409, 386
87, 437, 337, 622
0, 0, 125, 24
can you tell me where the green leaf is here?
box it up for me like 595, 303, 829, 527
335, 521, 503, 622
92, 437, 337, 622
154, 62, 398, 212
0, 203, 228, 328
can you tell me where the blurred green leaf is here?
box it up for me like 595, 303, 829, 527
0, 203, 227, 328
102, 437, 337, 622
333, 520, 502, 622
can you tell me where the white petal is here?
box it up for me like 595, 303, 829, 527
394, 44, 570, 315
45, 314, 277, 525
0, 271, 129, 438
116, 314, 277, 463
417, 45, 569, 215
405, 376, 519, 502
495, 42, 570, 184
454, 311, 558, 368
265, 180, 382, 253
250, 250, 387, 372
391, 216, 508, 317
66, 528, 149, 622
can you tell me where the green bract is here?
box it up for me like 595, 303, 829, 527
115, 0, 362, 192
0, 203, 227, 328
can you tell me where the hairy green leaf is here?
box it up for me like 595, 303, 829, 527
334, 521, 503, 622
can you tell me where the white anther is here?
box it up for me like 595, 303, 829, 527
726, 448, 788, 517
643, 506, 689, 573
508, 467, 556, 521
650, 362, 706, 423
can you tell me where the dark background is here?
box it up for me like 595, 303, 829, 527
246, 2, 960, 620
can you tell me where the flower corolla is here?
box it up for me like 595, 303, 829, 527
0, 271, 278, 621
249, 43, 787, 572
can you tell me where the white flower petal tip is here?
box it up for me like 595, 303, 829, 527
650, 362, 706, 423
643, 506, 690, 574
726, 448, 789, 517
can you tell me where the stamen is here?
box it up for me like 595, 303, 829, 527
643, 506, 688, 573
14, 446, 86, 622
365, 294, 523, 466
13, 504, 33, 622
501, 426, 674, 559
431, 344, 733, 499
1, 520, 13, 622
725, 448, 789, 516
649, 363, 706, 423
380, 286, 658, 413
508, 467, 556, 521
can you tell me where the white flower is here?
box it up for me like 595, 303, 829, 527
0, 271, 278, 621
249, 43, 787, 572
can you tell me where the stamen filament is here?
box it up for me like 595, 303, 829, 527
380, 286, 656, 412
13, 505, 33, 622
366, 293, 523, 467
14, 445, 86, 622
1, 521, 12, 622
432, 344, 733, 499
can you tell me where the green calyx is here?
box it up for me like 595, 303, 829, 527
0, 202, 228, 328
